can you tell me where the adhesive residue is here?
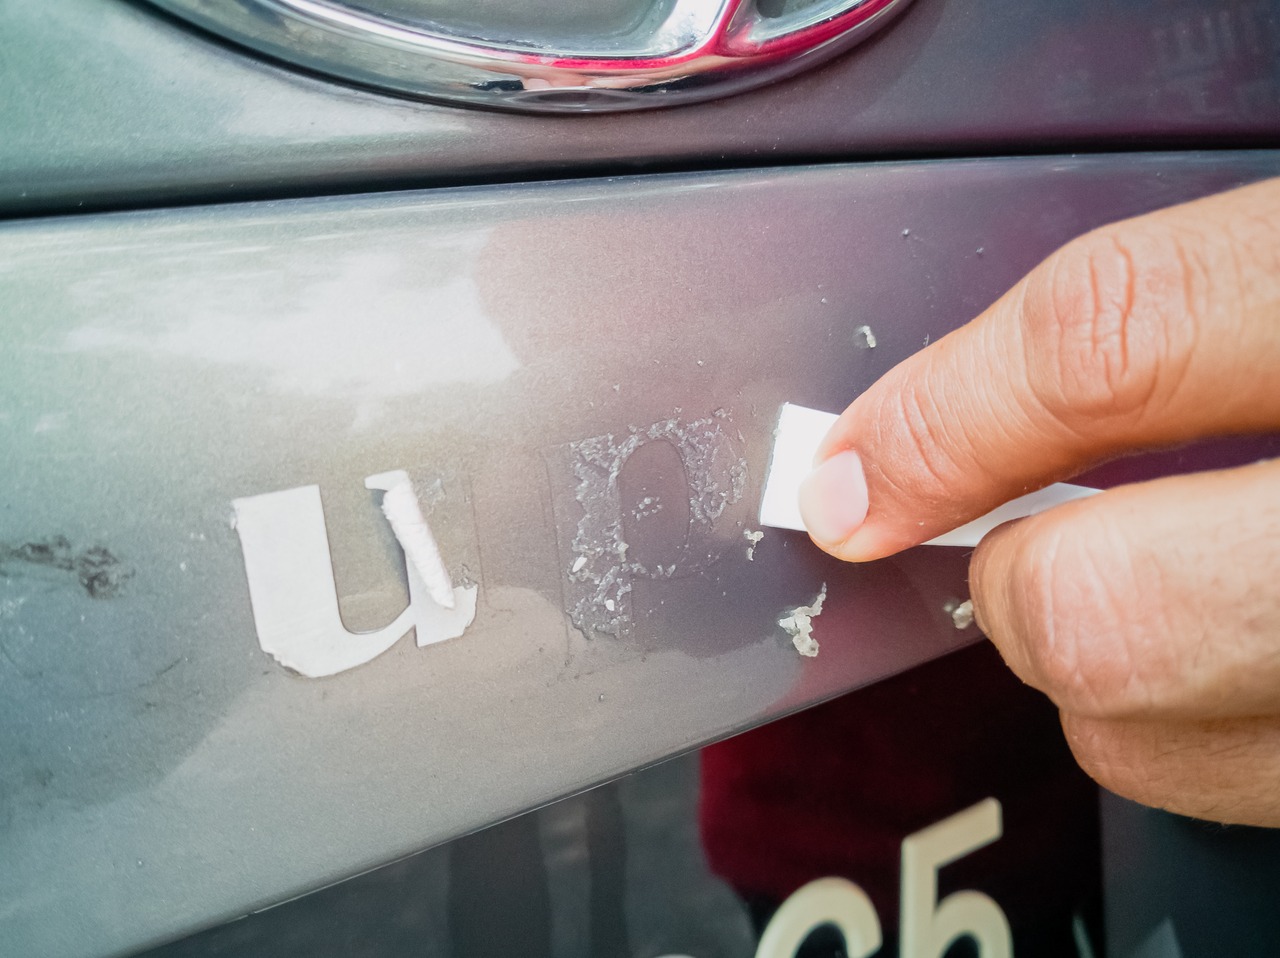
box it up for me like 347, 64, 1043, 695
560, 410, 748, 637
633, 496, 662, 520
947, 598, 975, 630
0, 537, 133, 599
779, 583, 827, 657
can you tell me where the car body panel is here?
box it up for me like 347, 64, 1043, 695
3, 150, 1279, 957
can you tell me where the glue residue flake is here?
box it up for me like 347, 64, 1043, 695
779, 583, 827, 657
559, 410, 747, 638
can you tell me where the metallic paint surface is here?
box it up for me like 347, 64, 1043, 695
2, 0, 1279, 213
2, 152, 1278, 957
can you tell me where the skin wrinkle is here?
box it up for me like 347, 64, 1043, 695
1114, 237, 1137, 377
968, 284, 1085, 507
1054, 231, 1156, 428
1052, 513, 1143, 718
987, 467, 1280, 721
1089, 233, 1135, 390
1219, 494, 1280, 693
921, 344, 1017, 507
879, 366, 965, 512
1061, 714, 1280, 824
1226, 198, 1280, 279
1158, 470, 1280, 717
982, 518, 1065, 699
1074, 517, 1139, 715
907, 362, 960, 498
1170, 236, 1201, 349
1180, 567, 1218, 711
1095, 473, 1274, 717
1216, 205, 1280, 394
1003, 271, 1064, 448
1012, 244, 1127, 456
1190, 508, 1265, 706
1027, 522, 1074, 710
1136, 228, 1204, 433
1117, 518, 1175, 717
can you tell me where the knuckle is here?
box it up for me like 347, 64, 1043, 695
1009, 514, 1146, 716
1024, 225, 1192, 429
874, 381, 970, 507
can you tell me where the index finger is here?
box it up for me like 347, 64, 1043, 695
798, 177, 1280, 562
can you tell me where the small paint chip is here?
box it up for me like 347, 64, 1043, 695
853, 325, 877, 349
571, 556, 588, 574
950, 599, 975, 630
779, 583, 827, 657
744, 529, 764, 561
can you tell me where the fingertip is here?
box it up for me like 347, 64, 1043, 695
967, 518, 1026, 651
798, 449, 869, 555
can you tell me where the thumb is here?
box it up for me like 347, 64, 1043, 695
798, 177, 1280, 561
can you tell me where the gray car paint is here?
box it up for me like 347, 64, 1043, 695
2, 151, 1278, 957
1, 0, 1278, 214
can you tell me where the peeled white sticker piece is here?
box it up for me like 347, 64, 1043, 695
365, 470, 456, 609
232, 476, 477, 678
759, 404, 1099, 548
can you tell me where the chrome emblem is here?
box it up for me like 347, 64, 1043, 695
145, 0, 915, 113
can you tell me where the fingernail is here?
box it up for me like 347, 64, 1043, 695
798, 450, 869, 546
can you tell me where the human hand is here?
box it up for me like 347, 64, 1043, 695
798, 178, 1280, 826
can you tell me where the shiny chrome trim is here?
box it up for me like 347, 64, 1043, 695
145, 0, 914, 113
